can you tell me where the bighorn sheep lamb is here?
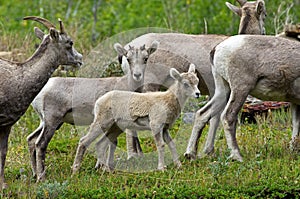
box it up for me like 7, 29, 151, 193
125, 0, 267, 158
187, 34, 300, 162
29, 41, 158, 182
0, 16, 82, 188
72, 63, 200, 173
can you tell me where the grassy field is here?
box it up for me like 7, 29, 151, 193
1, 105, 299, 198
1, 0, 300, 198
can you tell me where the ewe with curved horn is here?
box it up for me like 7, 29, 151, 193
0, 16, 82, 188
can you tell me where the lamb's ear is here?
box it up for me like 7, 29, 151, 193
226, 2, 242, 17
50, 28, 60, 42
188, 63, 196, 74
114, 43, 127, 56
34, 27, 45, 40
121, 56, 130, 75
147, 40, 159, 55
170, 68, 182, 81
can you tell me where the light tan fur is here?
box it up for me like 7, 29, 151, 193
72, 64, 200, 173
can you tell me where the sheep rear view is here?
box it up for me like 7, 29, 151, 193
72, 63, 200, 173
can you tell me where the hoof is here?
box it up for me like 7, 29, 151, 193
176, 161, 182, 169
184, 151, 196, 160
157, 165, 167, 171
203, 147, 215, 155
228, 153, 243, 162
127, 152, 144, 160
290, 137, 300, 152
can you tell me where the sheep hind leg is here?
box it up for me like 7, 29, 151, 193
185, 73, 230, 160
202, 113, 221, 156
162, 128, 181, 168
95, 125, 122, 171
94, 134, 110, 170
126, 129, 143, 160
221, 89, 249, 162
72, 120, 113, 174
185, 92, 228, 159
290, 104, 300, 151
27, 121, 43, 178
35, 123, 60, 182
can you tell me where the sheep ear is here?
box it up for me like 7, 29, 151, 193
170, 68, 182, 81
121, 56, 130, 75
114, 43, 127, 56
34, 27, 45, 40
226, 2, 242, 17
147, 40, 159, 55
256, 0, 265, 16
50, 28, 60, 42
188, 63, 196, 74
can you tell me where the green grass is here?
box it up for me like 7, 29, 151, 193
1, 1, 300, 197
2, 106, 299, 198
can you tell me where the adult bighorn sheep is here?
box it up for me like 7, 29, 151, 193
29, 41, 158, 182
0, 16, 82, 188
72, 63, 200, 173
124, 0, 267, 158
187, 34, 300, 161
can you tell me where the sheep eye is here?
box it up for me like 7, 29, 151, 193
183, 82, 189, 88
143, 57, 148, 63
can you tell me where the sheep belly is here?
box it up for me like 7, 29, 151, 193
116, 117, 151, 131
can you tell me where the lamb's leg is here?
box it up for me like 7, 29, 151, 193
27, 121, 43, 178
150, 123, 165, 171
221, 89, 249, 162
95, 125, 122, 171
126, 129, 143, 159
162, 129, 181, 168
291, 104, 300, 151
0, 126, 11, 189
95, 134, 110, 170
35, 123, 60, 182
72, 120, 112, 174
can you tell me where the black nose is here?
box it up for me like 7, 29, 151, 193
134, 73, 141, 79
195, 92, 200, 98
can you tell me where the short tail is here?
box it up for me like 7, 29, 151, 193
210, 46, 216, 66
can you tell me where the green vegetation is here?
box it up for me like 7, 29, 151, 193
1, 0, 300, 198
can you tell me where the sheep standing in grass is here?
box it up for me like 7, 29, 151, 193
72, 63, 200, 173
29, 41, 158, 182
0, 16, 82, 188
125, 0, 267, 158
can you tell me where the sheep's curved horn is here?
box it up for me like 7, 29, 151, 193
236, 0, 247, 6
23, 16, 56, 30
58, 18, 66, 34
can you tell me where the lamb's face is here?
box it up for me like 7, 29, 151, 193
180, 72, 200, 99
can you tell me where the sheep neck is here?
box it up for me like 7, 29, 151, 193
168, 81, 189, 109
0, 36, 61, 126
127, 75, 144, 93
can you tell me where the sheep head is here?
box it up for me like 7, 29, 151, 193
170, 64, 200, 99
23, 16, 83, 67
226, 0, 266, 35
114, 40, 159, 82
